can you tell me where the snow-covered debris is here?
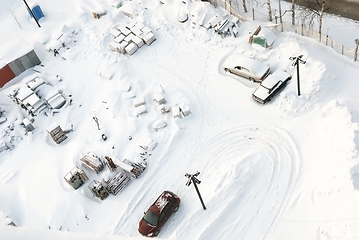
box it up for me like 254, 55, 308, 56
139, 136, 158, 151
133, 96, 146, 107
153, 92, 166, 105
134, 105, 147, 117
46, 122, 67, 144
152, 119, 167, 132
80, 151, 105, 174
64, 166, 89, 190
110, 19, 156, 54
114, 34, 126, 43
125, 42, 138, 55
88, 180, 109, 200
0, 142, 9, 153
178, 102, 191, 117
110, 0, 122, 9
172, 105, 181, 119
105, 171, 131, 195
109, 41, 121, 52
21, 118, 35, 132
118, 158, 147, 179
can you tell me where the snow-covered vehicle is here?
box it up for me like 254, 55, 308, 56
252, 70, 292, 104
138, 190, 180, 237
223, 55, 271, 82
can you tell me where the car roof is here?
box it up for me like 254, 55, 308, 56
252, 85, 270, 100
150, 191, 174, 215
261, 70, 291, 89
224, 55, 269, 75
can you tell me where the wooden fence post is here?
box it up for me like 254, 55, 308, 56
301, 24, 303, 36
355, 39, 359, 61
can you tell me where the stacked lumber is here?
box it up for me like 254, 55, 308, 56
105, 171, 131, 195
81, 152, 104, 174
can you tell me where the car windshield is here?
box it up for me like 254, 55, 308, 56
143, 210, 159, 226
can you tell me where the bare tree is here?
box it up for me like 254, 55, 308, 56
297, 0, 331, 40
267, 0, 272, 21
291, 0, 295, 25
242, 0, 248, 13
318, 1, 325, 41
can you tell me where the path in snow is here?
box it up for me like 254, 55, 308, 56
173, 125, 300, 239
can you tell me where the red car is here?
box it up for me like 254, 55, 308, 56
138, 190, 180, 237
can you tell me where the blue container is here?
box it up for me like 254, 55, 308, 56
28, 4, 44, 21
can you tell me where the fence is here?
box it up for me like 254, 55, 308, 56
281, 22, 357, 60
207, 0, 358, 61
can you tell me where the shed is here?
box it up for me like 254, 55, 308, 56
28, 2, 45, 21
0, 39, 41, 88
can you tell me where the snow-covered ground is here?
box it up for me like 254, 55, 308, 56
1, 0, 359, 239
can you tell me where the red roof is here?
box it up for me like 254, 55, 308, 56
0, 64, 15, 88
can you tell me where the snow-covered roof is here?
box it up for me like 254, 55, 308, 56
16, 86, 34, 101
28, 1, 40, 9
0, 39, 33, 67
261, 70, 291, 89
46, 122, 60, 132
252, 70, 291, 101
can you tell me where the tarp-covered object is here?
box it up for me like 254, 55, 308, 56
28, 2, 45, 21
253, 36, 267, 48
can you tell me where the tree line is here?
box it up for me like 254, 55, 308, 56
238, 0, 331, 39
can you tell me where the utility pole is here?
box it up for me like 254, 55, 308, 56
185, 172, 206, 210
289, 55, 306, 96
278, 0, 283, 31
23, 0, 41, 28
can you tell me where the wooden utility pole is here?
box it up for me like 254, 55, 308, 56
290, 55, 306, 96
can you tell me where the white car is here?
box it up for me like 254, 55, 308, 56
252, 70, 292, 104
223, 55, 271, 82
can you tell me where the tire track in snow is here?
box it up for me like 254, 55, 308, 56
173, 125, 300, 240
110, 30, 214, 237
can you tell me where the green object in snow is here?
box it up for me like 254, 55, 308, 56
253, 36, 267, 48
